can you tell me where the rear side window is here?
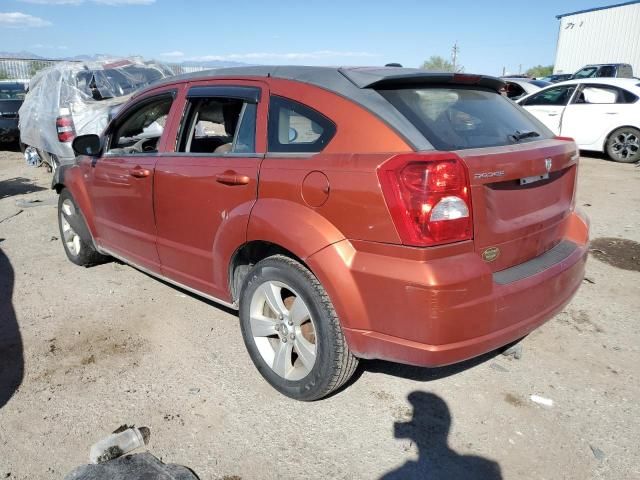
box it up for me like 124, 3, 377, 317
574, 85, 638, 105
379, 87, 552, 151
268, 96, 336, 153
177, 97, 256, 154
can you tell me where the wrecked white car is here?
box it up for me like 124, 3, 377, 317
18, 59, 173, 183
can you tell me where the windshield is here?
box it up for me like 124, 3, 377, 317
530, 80, 551, 88
121, 65, 164, 84
74, 66, 163, 100
378, 87, 552, 151
0, 83, 26, 100
572, 67, 597, 79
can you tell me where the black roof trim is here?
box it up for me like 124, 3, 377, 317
556, 0, 640, 19
136, 66, 504, 151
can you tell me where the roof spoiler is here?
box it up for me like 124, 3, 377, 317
338, 67, 505, 92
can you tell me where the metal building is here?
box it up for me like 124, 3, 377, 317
554, 1, 640, 74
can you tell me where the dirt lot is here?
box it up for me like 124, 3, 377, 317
0, 148, 639, 479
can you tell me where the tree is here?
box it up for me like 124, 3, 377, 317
525, 65, 553, 78
421, 55, 463, 73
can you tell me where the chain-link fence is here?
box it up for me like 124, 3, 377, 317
0, 58, 82, 81
0, 58, 213, 81
166, 64, 211, 75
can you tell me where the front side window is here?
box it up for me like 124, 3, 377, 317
177, 97, 256, 154
523, 86, 576, 106
107, 95, 173, 155
268, 96, 336, 153
379, 87, 552, 151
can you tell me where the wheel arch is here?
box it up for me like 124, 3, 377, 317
57, 165, 98, 239
230, 199, 346, 301
228, 240, 310, 303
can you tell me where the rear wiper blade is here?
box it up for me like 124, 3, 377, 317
509, 130, 540, 142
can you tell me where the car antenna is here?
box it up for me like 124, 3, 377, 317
385, 63, 403, 67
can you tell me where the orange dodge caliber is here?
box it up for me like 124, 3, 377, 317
57, 66, 589, 400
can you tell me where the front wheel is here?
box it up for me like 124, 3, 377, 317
239, 255, 358, 401
58, 189, 108, 266
23, 145, 43, 167
606, 127, 640, 163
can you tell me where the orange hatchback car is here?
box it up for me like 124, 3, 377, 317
57, 66, 589, 400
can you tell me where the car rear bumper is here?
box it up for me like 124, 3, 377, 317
307, 209, 589, 367
0, 119, 19, 143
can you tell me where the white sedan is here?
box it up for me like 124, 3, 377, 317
517, 78, 640, 163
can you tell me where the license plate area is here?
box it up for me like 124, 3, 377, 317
520, 173, 549, 185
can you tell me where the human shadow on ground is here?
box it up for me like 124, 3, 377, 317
0, 241, 24, 409
381, 391, 502, 479
0, 177, 46, 199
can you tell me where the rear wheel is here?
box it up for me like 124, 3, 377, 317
239, 255, 358, 401
606, 127, 640, 163
58, 189, 107, 266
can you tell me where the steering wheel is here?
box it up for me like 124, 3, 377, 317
128, 137, 157, 154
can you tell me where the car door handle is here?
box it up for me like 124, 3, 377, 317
605, 112, 618, 115
546, 112, 559, 116
216, 171, 250, 186
130, 166, 151, 178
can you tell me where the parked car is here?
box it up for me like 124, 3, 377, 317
539, 74, 572, 83
18, 59, 172, 182
571, 63, 634, 80
0, 80, 28, 144
502, 78, 551, 100
518, 78, 640, 162
57, 66, 589, 400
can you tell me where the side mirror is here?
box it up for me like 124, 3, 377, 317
72, 134, 101, 156
288, 127, 298, 142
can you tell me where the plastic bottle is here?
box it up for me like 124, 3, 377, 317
89, 426, 150, 464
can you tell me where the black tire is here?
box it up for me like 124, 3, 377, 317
239, 255, 358, 401
605, 127, 640, 163
57, 189, 107, 267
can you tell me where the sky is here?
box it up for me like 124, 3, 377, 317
0, 0, 626, 75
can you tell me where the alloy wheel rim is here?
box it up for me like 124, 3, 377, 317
60, 199, 81, 257
611, 132, 639, 160
24, 146, 42, 167
249, 280, 317, 381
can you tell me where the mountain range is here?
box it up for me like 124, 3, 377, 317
0, 51, 247, 68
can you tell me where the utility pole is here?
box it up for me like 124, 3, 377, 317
451, 41, 459, 72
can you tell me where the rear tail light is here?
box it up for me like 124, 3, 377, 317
377, 153, 473, 247
56, 115, 76, 142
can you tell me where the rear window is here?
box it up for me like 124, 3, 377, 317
379, 87, 551, 151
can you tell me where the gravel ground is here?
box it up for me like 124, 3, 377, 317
0, 148, 639, 479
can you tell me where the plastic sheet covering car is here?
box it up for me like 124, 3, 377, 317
18, 59, 173, 173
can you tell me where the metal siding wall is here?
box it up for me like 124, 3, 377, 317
554, 3, 640, 74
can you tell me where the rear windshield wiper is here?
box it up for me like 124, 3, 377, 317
509, 130, 540, 142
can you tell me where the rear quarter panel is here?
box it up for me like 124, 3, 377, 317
248, 79, 411, 257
